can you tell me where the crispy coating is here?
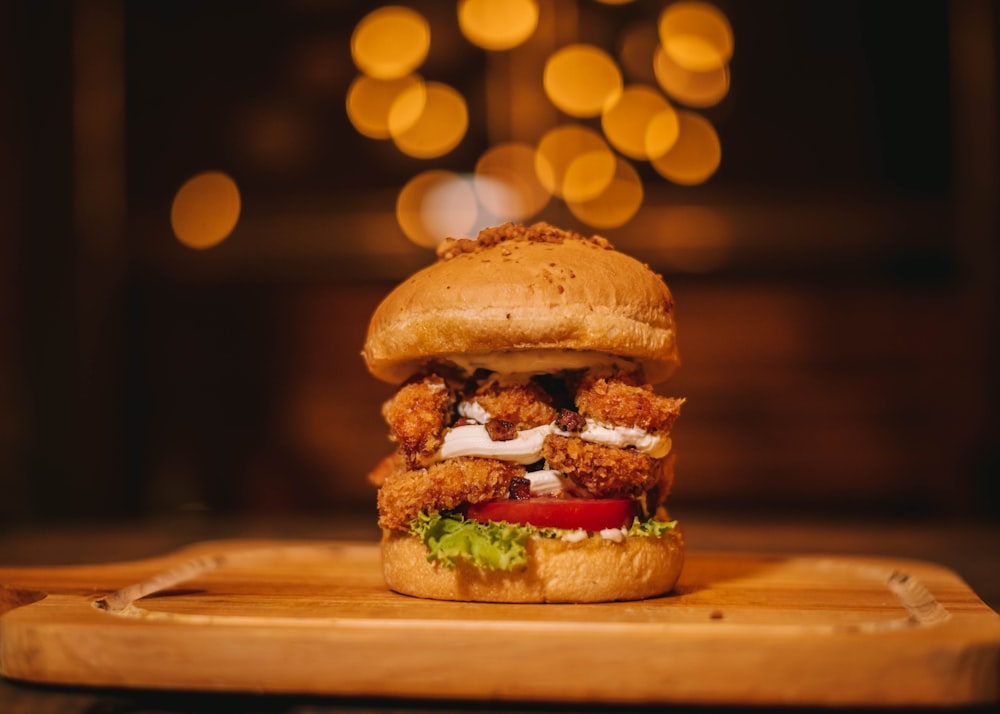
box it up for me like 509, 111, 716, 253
468, 377, 558, 428
575, 375, 684, 434
563, 366, 644, 393
381, 373, 455, 467
377, 457, 525, 531
373, 371, 683, 525
541, 435, 660, 499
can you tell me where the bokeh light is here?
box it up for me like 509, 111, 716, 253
475, 142, 551, 220
397, 170, 479, 248
654, 43, 729, 108
618, 23, 659, 83
351, 6, 430, 79
472, 175, 524, 225
346, 74, 424, 139
170, 171, 241, 250
566, 156, 643, 229
344, 0, 733, 236
650, 110, 722, 185
389, 81, 468, 159
543, 44, 623, 118
535, 124, 616, 201
458, 0, 539, 51
601, 84, 679, 160
658, 1, 733, 72
561, 150, 618, 203
386, 80, 428, 138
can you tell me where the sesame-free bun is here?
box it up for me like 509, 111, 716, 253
363, 223, 680, 384
380, 527, 685, 603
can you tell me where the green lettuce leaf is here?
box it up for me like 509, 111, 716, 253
410, 511, 678, 572
410, 511, 530, 570
627, 516, 678, 537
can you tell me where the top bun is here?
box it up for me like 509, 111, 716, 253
363, 223, 680, 384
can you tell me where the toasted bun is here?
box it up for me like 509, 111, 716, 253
380, 527, 685, 603
363, 223, 680, 384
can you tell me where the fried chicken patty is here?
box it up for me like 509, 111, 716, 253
371, 367, 683, 531
376, 457, 525, 531
467, 376, 558, 428
541, 435, 660, 499
575, 375, 685, 434
381, 374, 454, 467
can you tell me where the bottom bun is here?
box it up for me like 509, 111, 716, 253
380, 527, 685, 603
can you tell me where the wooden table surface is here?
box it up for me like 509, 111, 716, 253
1, 509, 998, 714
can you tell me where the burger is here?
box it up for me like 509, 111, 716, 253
362, 222, 685, 602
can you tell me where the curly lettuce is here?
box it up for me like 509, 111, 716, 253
410, 511, 678, 571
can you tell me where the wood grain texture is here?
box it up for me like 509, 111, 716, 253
1, 539, 998, 706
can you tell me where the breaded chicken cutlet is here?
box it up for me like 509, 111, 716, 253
370, 369, 683, 532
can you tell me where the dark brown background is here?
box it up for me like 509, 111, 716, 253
1, 0, 997, 530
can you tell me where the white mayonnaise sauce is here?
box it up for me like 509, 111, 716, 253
524, 469, 566, 496
445, 401, 671, 461
559, 528, 631, 542
457, 400, 492, 425
438, 424, 551, 465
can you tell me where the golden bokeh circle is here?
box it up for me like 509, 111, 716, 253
396, 170, 479, 248
658, 1, 733, 72
562, 150, 618, 203
601, 84, 679, 160
567, 156, 643, 229
535, 124, 616, 201
170, 171, 241, 250
346, 74, 424, 139
654, 44, 729, 108
475, 142, 551, 220
390, 82, 468, 159
458, 0, 539, 51
650, 110, 722, 185
543, 44, 623, 118
351, 6, 430, 80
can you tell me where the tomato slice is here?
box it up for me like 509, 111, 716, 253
465, 497, 638, 531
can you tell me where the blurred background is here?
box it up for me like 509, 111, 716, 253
1, 0, 997, 530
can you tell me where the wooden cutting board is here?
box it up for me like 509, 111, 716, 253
1, 539, 999, 707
